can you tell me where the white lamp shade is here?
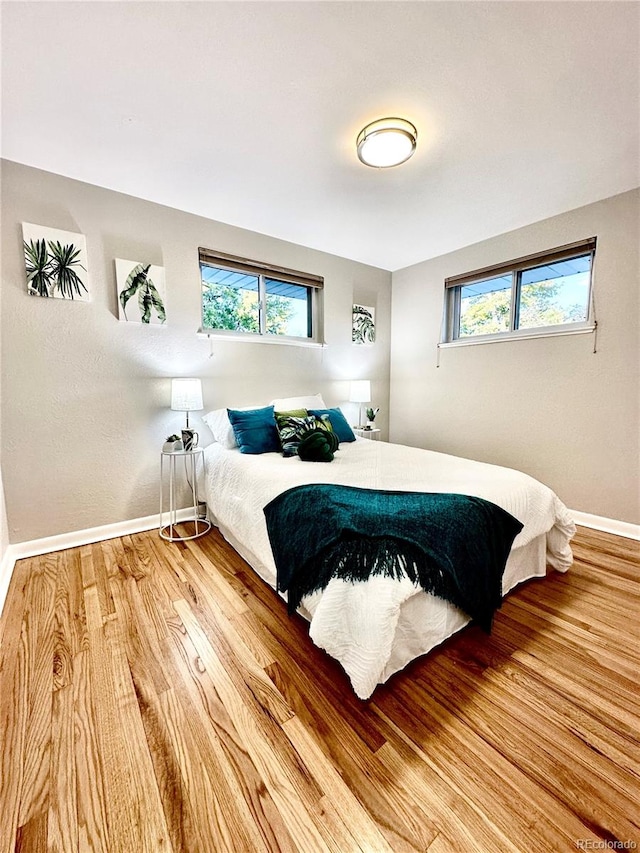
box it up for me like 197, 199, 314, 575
349, 380, 371, 403
171, 378, 203, 412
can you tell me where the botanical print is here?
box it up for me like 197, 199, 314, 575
116, 259, 166, 325
352, 303, 375, 345
22, 223, 89, 300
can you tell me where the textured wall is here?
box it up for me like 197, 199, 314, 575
390, 189, 640, 524
0, 474, 7, 563
1, 160, 391, 543
0, 204, 7, 561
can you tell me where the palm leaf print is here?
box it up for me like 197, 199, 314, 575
120, 264, 150, 319
138, 282, 153, 323
352, 305, 375, 344
146, 282, 166, 323
48, 240, 88, 299
119, 263, 166, 324
24, 238, 53, 296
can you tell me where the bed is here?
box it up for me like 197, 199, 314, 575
200, 426, 576, 700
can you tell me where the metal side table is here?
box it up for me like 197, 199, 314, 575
354, 428, 381, 440
159, 447, 211, 542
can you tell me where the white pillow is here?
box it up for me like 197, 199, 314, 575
270, 393, 327, 411
201, 408, 238, 448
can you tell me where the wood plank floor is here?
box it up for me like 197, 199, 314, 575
0, 525, 638, 852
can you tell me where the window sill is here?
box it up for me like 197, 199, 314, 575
197, 330, 326, 348
439, 323, 596, 349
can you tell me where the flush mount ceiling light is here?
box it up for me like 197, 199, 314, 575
356, 117, 417, 168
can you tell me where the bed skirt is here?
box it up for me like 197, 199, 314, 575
210, 511, 548, 691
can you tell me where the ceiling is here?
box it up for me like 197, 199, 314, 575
2, 1, 638, 271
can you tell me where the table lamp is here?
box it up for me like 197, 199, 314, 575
171, 378, 203, 428
349, 379, 371, 428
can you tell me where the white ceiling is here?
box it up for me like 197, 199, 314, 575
2, 1, 638, 271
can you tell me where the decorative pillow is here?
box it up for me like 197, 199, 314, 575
309, 407, 356, 443
270, 393, 327, 411
298, 429, 335, 463
274, 409, 309, 421
275, 411, 321, 457
202, 408, 239, 449
314, 413, 335, 435
318, 428, 339, 453
227, 406, 280, 455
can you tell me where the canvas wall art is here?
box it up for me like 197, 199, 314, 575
22, 223, 89, 300
115, 259, 166, 325
352, 303, 375, 345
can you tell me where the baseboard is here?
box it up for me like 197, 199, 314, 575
0, 546, 16, 622
0, 508, 194, 618
570, 509, 640, 541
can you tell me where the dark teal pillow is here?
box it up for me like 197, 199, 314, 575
227, 406, 280, 454
309, 407, 356, 442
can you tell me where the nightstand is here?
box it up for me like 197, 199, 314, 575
159, 447, 211, 542
354, 428, 381, 441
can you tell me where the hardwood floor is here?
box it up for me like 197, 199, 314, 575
0, 525, 638, 852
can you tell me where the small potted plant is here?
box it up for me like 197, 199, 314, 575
365, 407, 380, 430
163, 434, 183, 452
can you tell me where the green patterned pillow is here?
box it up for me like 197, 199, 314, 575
275, 410, 313, 457
275, 410, 334, 457
314, 413, 334, 434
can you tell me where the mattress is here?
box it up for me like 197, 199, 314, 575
201, 437, 576, 698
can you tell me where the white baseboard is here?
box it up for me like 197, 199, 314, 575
569, 510, 640, 541
0, 509, 194, 618
1, 506, 637, 618
0, 547, 16, 622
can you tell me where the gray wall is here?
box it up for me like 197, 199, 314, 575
3, 159, 636, 543
0, 476, 7, 562
1, 160, 391, 543
0, 204, 7, 561
390, 189, 640, 524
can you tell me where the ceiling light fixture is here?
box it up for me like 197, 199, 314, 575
356, 117, 417, 168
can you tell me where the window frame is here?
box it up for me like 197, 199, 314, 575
442, 238, 596, 346
198, 248, 324, 345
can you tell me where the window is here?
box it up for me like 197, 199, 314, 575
443, 238, 596, 343
199, 248, 323, 342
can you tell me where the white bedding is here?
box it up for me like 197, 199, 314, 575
201, 438, 575, 698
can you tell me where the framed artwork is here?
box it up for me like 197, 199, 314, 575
352, 303, 375, 345
22, 223, 89, 300
115, 259, 166, 325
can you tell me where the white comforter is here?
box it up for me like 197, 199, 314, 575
201, 438, 575, 698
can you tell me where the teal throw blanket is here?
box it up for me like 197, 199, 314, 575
264, 484, 524, 632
